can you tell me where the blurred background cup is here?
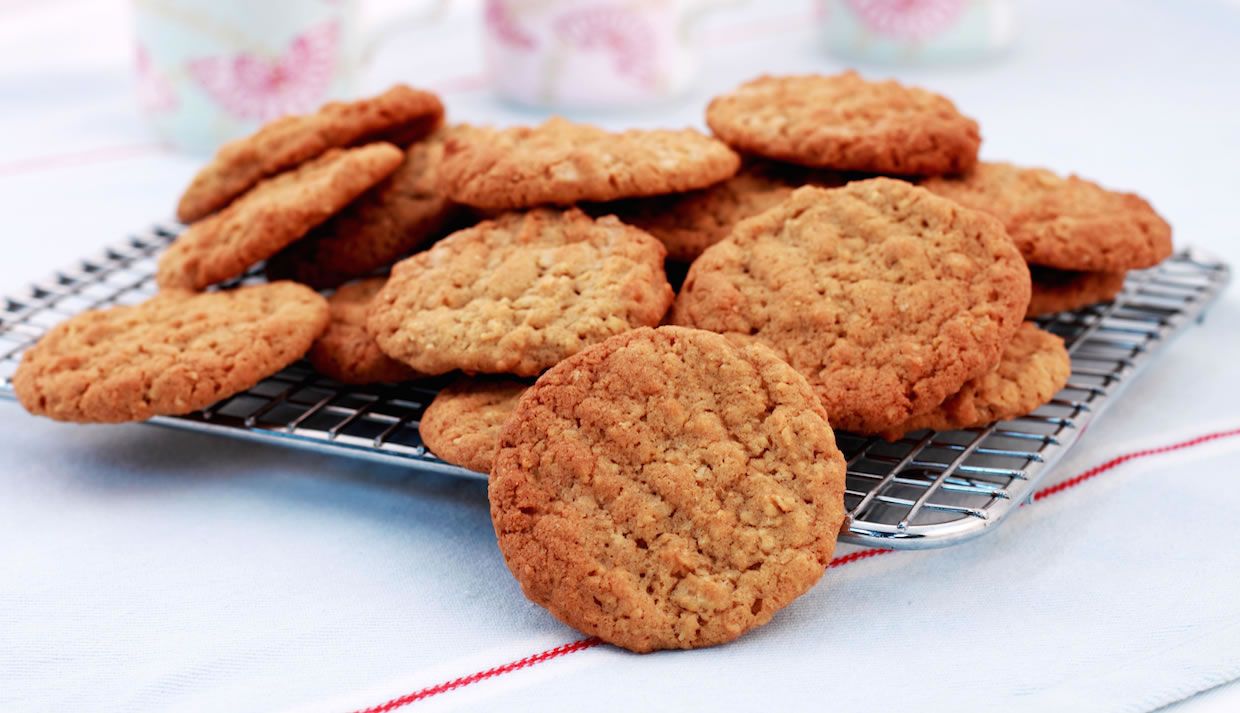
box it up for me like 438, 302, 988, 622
132, 0, 442, 154
819, 0, 1014, 64
483, 0, 732, 111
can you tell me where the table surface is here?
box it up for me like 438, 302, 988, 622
2, 1, 1239, 711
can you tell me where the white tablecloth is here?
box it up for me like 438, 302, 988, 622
2, 1, 1239, 711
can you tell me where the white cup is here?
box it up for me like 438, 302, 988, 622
482, 0, 730, 110
132, 0, 440, 153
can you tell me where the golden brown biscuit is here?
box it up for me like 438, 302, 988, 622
420, 377, 527, 473
13, 282, 328, 423
157, 143, 403, 291
307, 278, 420, 384
491, 326, 847, 652
671, 179, 1030, 434
368, 208, 674, 377
1027, 266, 1127, 317
176, 84, 443, 223
598, 162, 850, 262
921, 162, 1172, 272
266, 128, 466, 289
706, 72, 980, 176
437, 118, 740, 211
882, 323, 1070, 439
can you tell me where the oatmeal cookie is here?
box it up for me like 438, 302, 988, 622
420, 377, 527, 473
921, 162, 1172, 271
367, 208, 674, 376
883, 323, 1070, 439
437, 118, 740, 210
176, 84, 443, 222
13, 282, 328, 423
671, 178, 1030, 433
491, 326, 847, 652
307, 278, 420, 384
1027, 266, 1127, 316
706, 72, 980, 176
599, 162, 850, 262
266, 128, 466, 289
158, 143, 403, 291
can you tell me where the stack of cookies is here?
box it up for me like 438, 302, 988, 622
919, 162, 1172, 317
12, 71, 1174, 654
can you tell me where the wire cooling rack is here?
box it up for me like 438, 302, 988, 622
0, 224, 1230, 549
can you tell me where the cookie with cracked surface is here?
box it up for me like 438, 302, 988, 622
921, 162, 1172, 272
177, 84, 443, 223
437, 118, 740, 211
307, 278, 420, 384
420, 377, 527, 473
13, 282, 328, 423
158, 143, 404, 291
1027, 266, 1127, 317
598, 162, 850, 262
706, 72, 980, 176
671, 178, 1030, 434
367, 208, 674, 377
491, 326, 846, 653
882, 323, 1070, 439
266, 128, 466, 289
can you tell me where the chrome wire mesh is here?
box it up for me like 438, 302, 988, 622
0, 224, 1229, 549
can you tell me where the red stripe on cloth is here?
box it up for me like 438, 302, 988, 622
829, 547, 890, 568
349, 638, 602, 713
0, 142, 167, 178
348, 425, 1240, 712
1031, 427, 1240, 501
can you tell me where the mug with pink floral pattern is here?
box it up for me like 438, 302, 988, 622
483, 0, 728, 110
132, 0, 439, 153
820, 0, 1014, 63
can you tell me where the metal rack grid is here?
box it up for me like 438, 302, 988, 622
0, 224, 1230, 549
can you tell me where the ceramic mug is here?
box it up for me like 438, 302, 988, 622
819, 0, 1014, 64
482, 0, 731, 110
132, 0, 441, 153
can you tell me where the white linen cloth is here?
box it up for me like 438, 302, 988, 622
1, 1, 1238, 711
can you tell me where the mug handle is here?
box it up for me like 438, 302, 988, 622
362, 0, 451, 64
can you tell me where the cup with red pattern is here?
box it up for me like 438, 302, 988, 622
483, 0, 734, 110
819, 0, 1014, 63
132, 0, 442, 153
